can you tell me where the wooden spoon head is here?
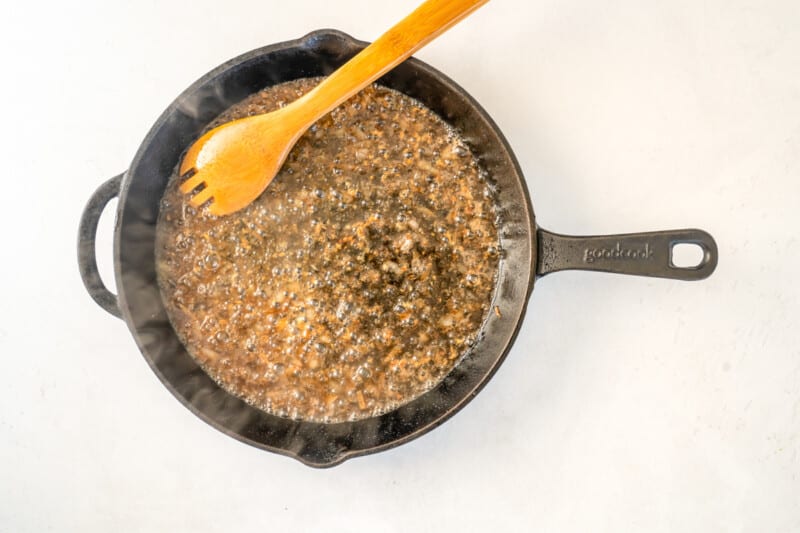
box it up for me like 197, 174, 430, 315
179, 113, 296, 216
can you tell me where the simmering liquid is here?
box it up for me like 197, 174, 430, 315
156, 78, 500, 423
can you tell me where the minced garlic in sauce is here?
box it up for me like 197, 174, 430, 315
156, 78, 499, 423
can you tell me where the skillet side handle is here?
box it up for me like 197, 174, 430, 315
77, 174, 124, 318
537, 228, 718, 281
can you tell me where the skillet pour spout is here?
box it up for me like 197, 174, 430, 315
77, 29, 717, 467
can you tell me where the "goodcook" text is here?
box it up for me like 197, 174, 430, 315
583, 243, 654, 263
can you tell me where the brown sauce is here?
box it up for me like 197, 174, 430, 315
156, 78, 500, 423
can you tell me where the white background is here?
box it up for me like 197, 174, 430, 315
2, 0, 798, 531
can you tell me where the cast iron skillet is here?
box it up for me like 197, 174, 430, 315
77, 30, 717, 467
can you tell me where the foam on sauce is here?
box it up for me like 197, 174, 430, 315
156, 78, 500, 423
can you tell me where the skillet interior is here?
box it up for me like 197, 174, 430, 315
115, 29, 535, 466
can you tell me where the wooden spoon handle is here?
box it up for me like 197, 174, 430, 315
291, 0, 489, 126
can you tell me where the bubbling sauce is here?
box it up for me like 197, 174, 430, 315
156, 78, 500, 423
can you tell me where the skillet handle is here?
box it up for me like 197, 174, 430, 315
536, 228, 717, 281
77, 174, 124, 318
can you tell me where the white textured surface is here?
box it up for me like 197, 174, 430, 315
1, 0, 799, 531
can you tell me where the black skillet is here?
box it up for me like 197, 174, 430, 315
77, 30, 717, 467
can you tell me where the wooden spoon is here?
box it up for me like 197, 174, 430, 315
179, 0, 489, 215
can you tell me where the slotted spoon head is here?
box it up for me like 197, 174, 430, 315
179, 111, 299, 216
